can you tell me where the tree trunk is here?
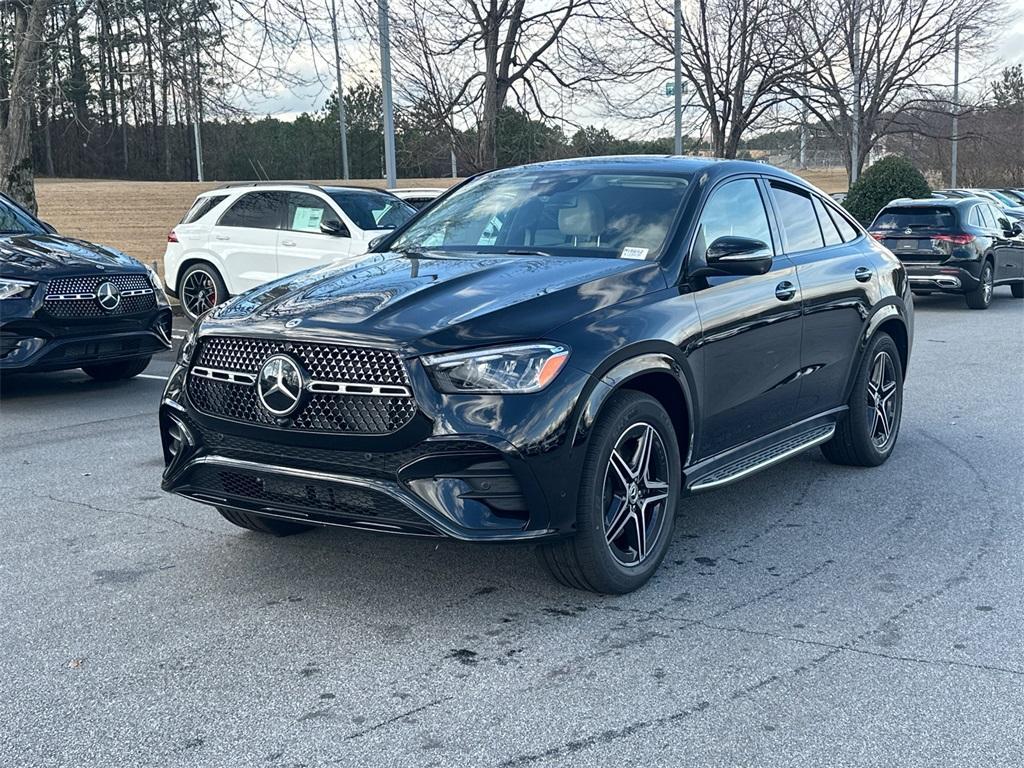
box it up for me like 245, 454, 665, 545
478, 21, 500, 171
0, 0, 52, 213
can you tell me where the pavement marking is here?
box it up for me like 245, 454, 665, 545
137, 373, 168, 381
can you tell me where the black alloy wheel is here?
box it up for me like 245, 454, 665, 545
539, 391, 680, 594
821, 332, 903, 467
180, 264, 226, 320
965, 261, 994, 309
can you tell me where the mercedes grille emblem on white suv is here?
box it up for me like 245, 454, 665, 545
257, 354, 305, 416
95, 281, 121, 311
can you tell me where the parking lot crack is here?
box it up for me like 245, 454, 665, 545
43, 493, 222, 537
343, 695, 455, 742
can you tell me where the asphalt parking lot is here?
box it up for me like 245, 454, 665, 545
1, 290, 1022, 767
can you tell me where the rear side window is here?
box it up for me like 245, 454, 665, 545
968, 206, 983, 227
182, 194, 228, 224
813, 197, 843, 246
771, 183, 824, 253
873, 206, 956, 231
218, 192, 284, 229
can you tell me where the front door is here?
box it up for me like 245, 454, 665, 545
277, 192, 355, 279
689, 177, 804, 460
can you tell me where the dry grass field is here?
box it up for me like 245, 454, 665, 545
35, 168, 848, 276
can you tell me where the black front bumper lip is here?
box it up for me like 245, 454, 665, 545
166, 454, 557, 542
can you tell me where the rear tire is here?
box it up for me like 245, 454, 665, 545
538, 391, 680, 594
217, 507, 314, 536
179, 263, 227, 321
965, 261, 994, 309
81, 356, 151, 381
821, 332, 903, 468
1011, 282, 1023, 299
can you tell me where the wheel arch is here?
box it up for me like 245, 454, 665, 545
574, 352, 696, 466
844, 302, 911, 402
175, 257, 228, 295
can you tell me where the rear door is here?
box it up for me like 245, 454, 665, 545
771, 184, 875, 420
277, 192, 355, 278
210, 191, 285, 292
689, 176, 804, 458
984, 205, 1024, 282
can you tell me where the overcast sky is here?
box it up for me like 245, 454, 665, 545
238, 0, 1024, 132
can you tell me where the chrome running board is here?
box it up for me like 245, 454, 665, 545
689, 423, 836, 492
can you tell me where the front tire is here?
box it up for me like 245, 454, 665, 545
539, 391, 680, 594
217, 507, 314, 536
821, 332, 903, 467
81, 356, 151, 381
179, 263, 227, 321
965, 261, 994, 309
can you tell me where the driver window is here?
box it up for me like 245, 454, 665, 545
285, 192, 334, 234
693, 179, 772, 260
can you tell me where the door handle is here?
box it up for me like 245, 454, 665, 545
281, 240, 296, 247
214, 234, 230, 241
775, 280, 797, 301
854, 266, 873, 282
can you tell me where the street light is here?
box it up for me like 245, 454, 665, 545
378, 0, 397, 188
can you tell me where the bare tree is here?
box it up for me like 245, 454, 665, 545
384, 0, 596, 171
580, 0, 805, 158
792, 0, 1005, 180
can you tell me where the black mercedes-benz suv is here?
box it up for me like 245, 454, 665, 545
160, 157, 913, 593
0, 192, 172, 378
870, 197, 1024, 308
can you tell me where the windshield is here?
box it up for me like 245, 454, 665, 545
389, 169, 692, 260
327, 190, 416, 231
873, 207, 957, 231
983, 190, 1016, 207
0, 198, 46, 236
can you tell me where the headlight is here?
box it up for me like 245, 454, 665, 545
177, 327, 198, 365
0, 279, 35, 300
423, 343, 570, 394
147, 267, 169, 307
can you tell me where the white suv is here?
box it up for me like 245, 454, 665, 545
164, 183, 416, 320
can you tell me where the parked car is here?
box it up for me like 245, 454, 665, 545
950, 189, 1024, 221
0, 192, 171, 379
997, 189, 1024, 205
160, 156, 913, 594
388, 187, 446, 210
164, 182, 417, 320
869, 197, 1024, 308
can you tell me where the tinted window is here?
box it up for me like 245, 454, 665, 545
0, 198, 45, 235
327, 190, 415, 231
182, 194, 228, 224
872, 206, 956, 231
979, 205, 999, 229
771, 184, 824, 252
391, 171, 692, 259
218, 192, 283, 229
285, 192, 334, 233
692, 178, 772, 259
968, 206, 983, 227
813, 197, 843, 246
828, 206, 859, 242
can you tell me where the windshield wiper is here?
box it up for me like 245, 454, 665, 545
499, 248, 553, 257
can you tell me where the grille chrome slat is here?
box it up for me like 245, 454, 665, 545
187, 335, 417, 434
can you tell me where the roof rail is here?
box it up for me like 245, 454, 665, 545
216, 181, 326, 191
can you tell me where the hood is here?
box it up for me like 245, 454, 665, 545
0, 234, 145, 281
205, 251, 667, 354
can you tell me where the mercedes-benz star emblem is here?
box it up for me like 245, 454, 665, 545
257, 354, 305, 416
285, 318, 301, 329
96, 281, 121, 311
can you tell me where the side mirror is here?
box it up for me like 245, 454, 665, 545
41, 220, 58, 234
320, 219, 350, 238
1009, 222, 1022, 237
368, 234, 387, 251
693, 236, 773, 278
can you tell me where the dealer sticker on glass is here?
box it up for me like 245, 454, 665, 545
620, 246, 649, 260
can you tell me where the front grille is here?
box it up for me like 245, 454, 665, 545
186, 464, 430, 528
187, 336, 417, 434
44, 273, 156, 318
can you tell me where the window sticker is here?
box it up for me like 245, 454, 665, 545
620, 246, 649, 260
292, 206, 325, 232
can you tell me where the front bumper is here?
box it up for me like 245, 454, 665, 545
0, 307, 173, 371
905, 262, 982, 294
158, 360, 594, 541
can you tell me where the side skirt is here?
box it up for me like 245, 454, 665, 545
684, 409, 845, 493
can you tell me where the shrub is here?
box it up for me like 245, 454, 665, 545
843, 155, 931, 225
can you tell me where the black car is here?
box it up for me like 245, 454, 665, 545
160, 157, 913, 593
0, 192, 172, 378
870, 197, 1024, 308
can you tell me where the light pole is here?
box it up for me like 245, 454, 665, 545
378, 0, 397, 188
330, 0, 350, 180
673, 0, 683, 155
850, 0, 861, 184
951, 28, 960, 187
